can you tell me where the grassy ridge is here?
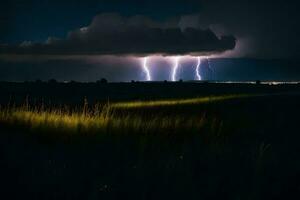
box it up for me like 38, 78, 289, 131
0, 95, 247, 135
111, 94, 250, 108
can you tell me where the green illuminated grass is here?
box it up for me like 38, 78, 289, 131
0, 108, 207, 135
111, 94, 250, 108
0, 94, 250, 135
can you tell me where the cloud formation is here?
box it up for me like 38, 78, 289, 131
0, 13, 236, 56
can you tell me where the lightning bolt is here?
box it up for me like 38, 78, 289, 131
195, 56, 201, 80
171, 56, 180, 81
142, 57, 151, 81
207, 57, 213, 80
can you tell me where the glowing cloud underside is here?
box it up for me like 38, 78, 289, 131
142, 57, 151, 81
195, 56, 201, 80
171, 57, 180, 81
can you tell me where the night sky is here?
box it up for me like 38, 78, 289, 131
1, 0, 300, 81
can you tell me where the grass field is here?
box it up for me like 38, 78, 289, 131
0, 89, 300, 200
0, 94, 250, 135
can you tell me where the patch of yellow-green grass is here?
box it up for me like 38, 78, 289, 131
0, 94, 249, 135
0, 109, 207, 135
111, 94, 251, 109
0, 110, 109, 133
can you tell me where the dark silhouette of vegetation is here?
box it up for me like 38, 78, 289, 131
48, 79, 57, 84
69, 80, 78, 84
256, 80, 261, 84
96, 78, 108, 84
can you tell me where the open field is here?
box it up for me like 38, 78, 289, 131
0, 94, 251, 135
0, 82, 300, 199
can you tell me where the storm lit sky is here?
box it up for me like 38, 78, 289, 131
0, 0, 299, 82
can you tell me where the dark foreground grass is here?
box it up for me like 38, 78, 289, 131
0, 94, 300, 199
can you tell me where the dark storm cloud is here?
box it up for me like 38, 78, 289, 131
193, 0, 300, 58
1, 0, 300, 59
0, 13, 236, 56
